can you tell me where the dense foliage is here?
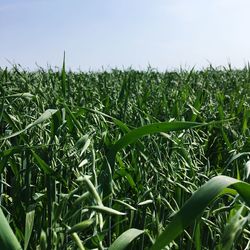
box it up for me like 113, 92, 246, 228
0, 65, 250, 249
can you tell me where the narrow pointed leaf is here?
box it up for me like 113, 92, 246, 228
0, 208, 22, 250
87, 205, 126, 216
71, 232, 85, 250
109, 228, 144, 250
61, 51, 66, 98
0, 109, 57, 140
220, 206, 248, 250
24, 210, 35, 250
2, 93, 34, 99
111, 121, 201, 154
151, 175, 250, 250
68, 219, 94, 234
31, 150, 54, 174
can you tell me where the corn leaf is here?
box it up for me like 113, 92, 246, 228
0, 208, 22, 250
0, 109, 57, 140
111, 121, 201, 154
109, 228, 144, 250
151, 175, 250, 250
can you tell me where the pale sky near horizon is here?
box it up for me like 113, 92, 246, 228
1, 0, 250, 71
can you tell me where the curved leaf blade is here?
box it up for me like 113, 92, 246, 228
0, 208, 22, 250
111, 121, 202, 154
220, 206, 248, 250
87, 205, 126, 216
109, 228, 144, 250
151, 175, 250, 250
68, 219, 94, 234
0, 109, 57, 140
24, 210, 35, 250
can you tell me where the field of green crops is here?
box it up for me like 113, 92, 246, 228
1, 64, 250, 249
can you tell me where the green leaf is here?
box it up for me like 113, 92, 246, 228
39, 230, 47, 250
109, 228, 144, 250
101, 121, 203, 197
71, 232, 85, 250
24, 210, 35, 250
151, 175, 250, 250
87, 205, 126, 216
222, 152, 250, 174
68, 219, 94, 234
194, 221, 201, 250
2, 93, 35, 99
0, 208, 22, 250
220, 206, 248, 250
81, 176, 103, 206
138, 200, 154, 206
64, 104, 84, 135
61, 51, 66, 98
113, 199, 137, 211
111, 121, 201, 155
31, 150, 54, 174
0, 109, 57, 140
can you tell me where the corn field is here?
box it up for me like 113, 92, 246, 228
1, 64, 250, 249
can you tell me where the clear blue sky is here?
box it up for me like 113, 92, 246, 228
1, 0, 250, 71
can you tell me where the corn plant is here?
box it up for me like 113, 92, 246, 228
0, 64, 250, 249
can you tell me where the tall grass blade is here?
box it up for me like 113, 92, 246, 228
71, 232, 85, 250
68, 219, 94, 234
31, 150, 54, 174
111, 121, 201, 154
0, 109, 57, 140
87, 205, 126, 216
151, 175, 250, 250
1, 93, 34, 99
24, 210, 35, 250
0, 208, 22, 250
109, 228, 144, 250
39, 230, 47, 250
222, 152, 250, 174
220, 206, 248, 250
61, 51, 66, 98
